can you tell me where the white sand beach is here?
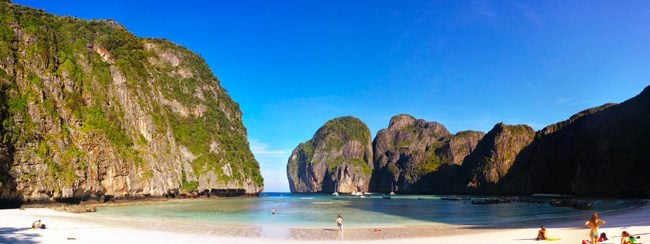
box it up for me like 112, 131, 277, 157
1, 204, 649, 243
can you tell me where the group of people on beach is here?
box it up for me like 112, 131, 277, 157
585, 212, 607, 244
584, 212, 639, 244
536, 212, 639, 244
271, 207, 641, 242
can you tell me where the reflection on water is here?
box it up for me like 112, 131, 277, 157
92, 193, 642, 228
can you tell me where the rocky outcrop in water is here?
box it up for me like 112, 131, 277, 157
287, 117, 373, 193
291, 86, 650, 197
0, 2, 263, 205
370, 114, 484, 193
371, 115, 450, 193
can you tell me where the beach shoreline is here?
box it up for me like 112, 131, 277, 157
1, 200, 650, 243
16, 194, 262, 209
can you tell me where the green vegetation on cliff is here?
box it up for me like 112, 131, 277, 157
287, 116, 373, 193
315, 116, 371, 150
328, 157, 372, 176
0, 2, 262, 201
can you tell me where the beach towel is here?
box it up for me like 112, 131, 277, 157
545, 237, 561, 241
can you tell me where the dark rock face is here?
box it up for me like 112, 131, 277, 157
371, 115, 484, 193
287, 116, 373, 193
504, 87, 650, 196
373, 87, 650, 196
287, 86, 650, 196
461, 123, 535, 193
440, 130, 485, 165
0, 2, 263, 205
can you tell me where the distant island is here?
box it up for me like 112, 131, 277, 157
288, 86, 650, 197
0, 1, 263, 207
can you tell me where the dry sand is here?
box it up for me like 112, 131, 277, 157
1, 203, 649, 243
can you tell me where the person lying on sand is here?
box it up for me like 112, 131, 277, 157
621, 231, 641, 244
621, 231, 632, 244
31, 220, 46, 229
536, 225, 547, 240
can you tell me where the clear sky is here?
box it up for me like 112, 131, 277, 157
15, 0, 650, 192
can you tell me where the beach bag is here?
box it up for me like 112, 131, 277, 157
582, 240, 590, 244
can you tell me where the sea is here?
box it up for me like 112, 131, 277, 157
91, 193, 642, 228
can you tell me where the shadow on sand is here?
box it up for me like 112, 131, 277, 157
0, 227, 39, 244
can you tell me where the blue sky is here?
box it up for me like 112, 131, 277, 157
15, 0, 650, 192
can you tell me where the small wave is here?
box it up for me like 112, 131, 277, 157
312, 201, 333, 205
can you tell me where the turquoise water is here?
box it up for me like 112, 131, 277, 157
92, 193, 642, 228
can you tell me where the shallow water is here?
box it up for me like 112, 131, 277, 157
92, 193, 642, 228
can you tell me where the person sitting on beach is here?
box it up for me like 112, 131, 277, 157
585, 212, 606, 244
536, 225, 547, 240
599, 232, 609, 242
621, 231, 633, 244
336, 214, 343, 232
31, 220, 46, 229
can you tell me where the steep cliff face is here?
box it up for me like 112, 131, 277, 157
287, 116, 373, 193
371, 115, 484, 193
461, 123, 535, 193
440, 130, 485, 165
287, 86, 650, 196
0, 2, 262, 204
506, 87, 650, 196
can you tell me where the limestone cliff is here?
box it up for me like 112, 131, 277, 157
371, 115, 484, 193
0, 2, 263, 205
287, 86, 650, 197
461, 123, 535, 193
440, 130, 485, 166
503, 86, 650, 196
371, 115, 449, 193
287, 116, 373, 193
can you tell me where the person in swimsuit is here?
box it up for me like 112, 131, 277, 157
585, 212, 606, 244
336, 214, 343, 232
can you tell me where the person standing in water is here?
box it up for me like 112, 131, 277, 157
336, 214, 343, 232
585, 212, 606, 244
